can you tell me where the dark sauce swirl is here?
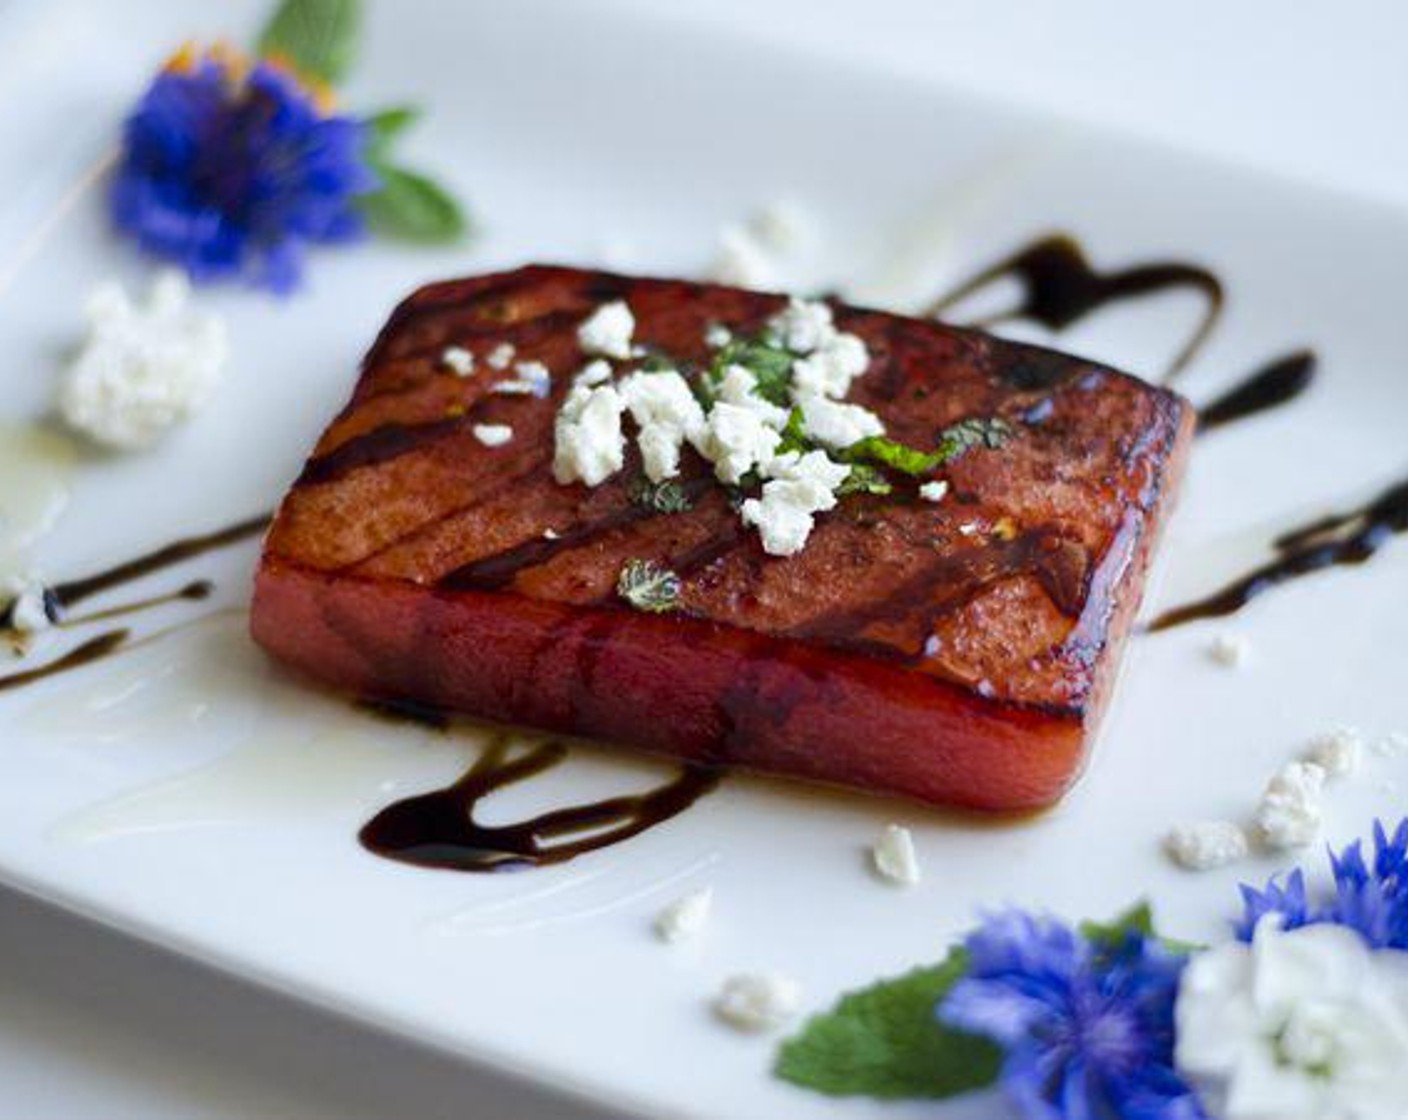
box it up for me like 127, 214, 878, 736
923, 233, 1224, 380
1198, 350, 1316, 434
360, 733, 720, 872
0, 514, 268, 689
1150, 475, 1408, 630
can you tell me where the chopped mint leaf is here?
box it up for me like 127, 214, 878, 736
775, 949, 1000, 1100
837, 462, 892, 497
934, 417, 1014, 461
616, 559, 682, 613
258, 0, 362, 85
628, 476, 694, 514
364, 105, 422, 155
840, 436, 945, 476
774, 407, 813, 457
707, 338, 795, 406
841, 417, 1014, 478
359, 164, 466, 244
638, 352, 677, 373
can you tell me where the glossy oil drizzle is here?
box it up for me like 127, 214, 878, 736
1198, 350, 1316, 433
1150, 475, 1408, 630
0, 630, 130, 693
360, 733, 720, 872
924, 233, 1224, 379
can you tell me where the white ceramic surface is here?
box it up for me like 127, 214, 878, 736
1, 1, 1406, 1118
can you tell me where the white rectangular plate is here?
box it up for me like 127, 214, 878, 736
1, 1, 1406, 1117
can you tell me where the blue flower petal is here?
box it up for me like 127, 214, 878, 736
935, 911, 1208, 1120
110, 50, 375, 293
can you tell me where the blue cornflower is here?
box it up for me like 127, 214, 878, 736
1237, 818, 1408, 949
937, 911, 1207, 1120
110, 44, 377, 293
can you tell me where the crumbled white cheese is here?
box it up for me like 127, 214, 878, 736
618, 370, 707, 482
1164, 820, 1250, 871
577, 300, 635, 361
58, 270, 227, 450
796, 394, 884, 449
769, 297, 835, 354
1256, 761, 1327, 850
653, 887, 712, 943
790, 332, 870, 400
1208, 633, 1251, 669
714, 973, 802, 1033
542, 528, 560, 540
2, 574, 51, 635
709, 224, 778, 289
573, 359, 614, 389
740, 450, 851, 556
552, 385, 626, 486
704, 322, 733, 349
472, 423, 513, 448
494, 360, 552, 398
697, 403, 783, 486
748, 199, 811, 252
871, 824, 921, 885
713, 364, 790, 428
1305, 727, 1362, 778
919, 480, 950, 503
440, 345, 474, 377
486, 342, 516, 370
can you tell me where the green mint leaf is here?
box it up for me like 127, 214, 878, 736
706, 338, 795, 407
934, 417, 1014, 462
774, 407, 814, 457
364, 105, 422, 156
840, 436, 945, 476
638, 352, 677, 373
628, 476, 694, 514
257, 0, 362, 85
1080, 901, 1156, 947
841, 417, 1014, 478
359, 164, 467, 244
616, 559, 682, 613
775, 949, 1001, 1100
836, 462, 892, 497
1079, 901, 1201, 956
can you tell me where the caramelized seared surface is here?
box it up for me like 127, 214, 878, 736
265, 266, 1189, 717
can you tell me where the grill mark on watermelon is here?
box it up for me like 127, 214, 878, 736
437, 477, 716, 592
788, 529, 1092, 660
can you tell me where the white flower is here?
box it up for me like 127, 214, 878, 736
1176, 918, 1408, 1120
59, 270, 227, 450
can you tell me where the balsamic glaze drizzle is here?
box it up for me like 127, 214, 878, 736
360, 733, 720, 872
1198, 351, 1317, 434
924, 233, 1224, 380
0, 514, 269, 691
47, 515, 269, 615
1150, 475, 1408, 631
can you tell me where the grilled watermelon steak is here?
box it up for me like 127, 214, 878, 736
251, 267, 1192, 810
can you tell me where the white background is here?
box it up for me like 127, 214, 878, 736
1, 1, 1404, 1117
